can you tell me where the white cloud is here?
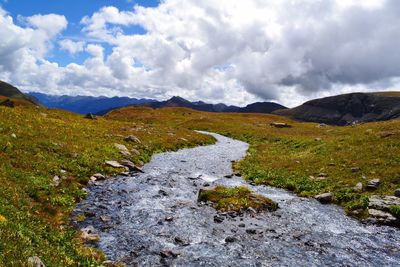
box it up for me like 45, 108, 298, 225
1, 1, 400, 107
59, 39, 85, 55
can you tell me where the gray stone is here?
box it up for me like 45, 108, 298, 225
368, 195, 400, 211
174, 236, 190, 246
131, 148, 140, 156
246, 228, 257, 234
28, 256, 45, 267
120, 160, 144, 172
114, 143, 131, 156
165, 216, 174, 222
318, 173, 328, 178
351, 167, 361, 173
160, 250, 179, 258
80, 226, 100, 242
92, 173, 105, 181
100, 215, 111, 222
105, 160, 124, 168
247, 207, 257, 214
225, 236, 237, 243
125, 135, 141, 143
368, 209, 397, 225
315, 192, 333, 204
367, 179, 381, 190
52, 175, 61, 187
353, 182, 363, 192
270, 122, 292, 128
214, 215, 225, 223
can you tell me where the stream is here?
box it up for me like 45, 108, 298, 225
74, 132, 400, 266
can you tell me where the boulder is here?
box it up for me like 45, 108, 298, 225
120, 160, 144, 172
246, 228, 257, 234
315, 192, 333, 204
270, 122, 292, 128
91, 173, 105, 181
114, 143, 131, 157
353, 182, 363, 192
165, 216, 174, 222
105, 160, 124, 168
28, 256, 45, 267
80, 226, 100, 242
368, 195, 400, 211
131, 148, 140, 156
84, 113, 96, 120
225, 236, 237, 243
367, 179, 381, 190
124, 135, 141, 143
351, 167, 361, 173
0, 99, 15, 108
174, 236, 190, 246
52, 175, 61, 187
214, 214, 225, 223
160, 250, 179, 258
395, 189, 400, 198
368, 209, 397, 225
100, 215, 111, 222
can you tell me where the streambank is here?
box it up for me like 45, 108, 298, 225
73, 132, 400, 266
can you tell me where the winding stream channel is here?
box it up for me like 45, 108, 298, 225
74, 132, 400, 266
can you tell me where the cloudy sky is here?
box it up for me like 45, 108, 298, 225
0, 0, 399, 107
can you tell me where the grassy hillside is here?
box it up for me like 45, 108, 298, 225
0, 81, 38, 105
0, 103, 213, 266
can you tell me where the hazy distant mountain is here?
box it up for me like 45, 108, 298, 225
0, 80, 39, 105
138, 96, 287, 113
28, 92, 157, 114
274, 92, 400, 125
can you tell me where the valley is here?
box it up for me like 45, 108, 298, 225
0, 96, 399, 266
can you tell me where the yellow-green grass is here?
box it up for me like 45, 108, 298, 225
0, 103, 214, 266
198, 186, 278, 212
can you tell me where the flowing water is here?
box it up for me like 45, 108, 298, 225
74, 132, 400, 266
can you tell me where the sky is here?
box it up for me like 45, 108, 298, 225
0, 0, 399, 107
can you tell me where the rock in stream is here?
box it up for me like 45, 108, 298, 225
74, 131, 400, 266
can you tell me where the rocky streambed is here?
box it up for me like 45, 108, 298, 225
74, 132, 400, 266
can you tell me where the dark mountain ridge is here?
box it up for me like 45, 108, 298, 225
274, 92, 400, 125
28, 92, 157, 115
29, 92, 287, 115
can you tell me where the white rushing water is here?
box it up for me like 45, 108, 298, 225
74, 132, 400, 266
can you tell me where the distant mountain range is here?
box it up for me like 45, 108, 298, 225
274, 92, 400, 125
28, 92, 157, 115
28, 92, 287, 115
3, 80, 399, 125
